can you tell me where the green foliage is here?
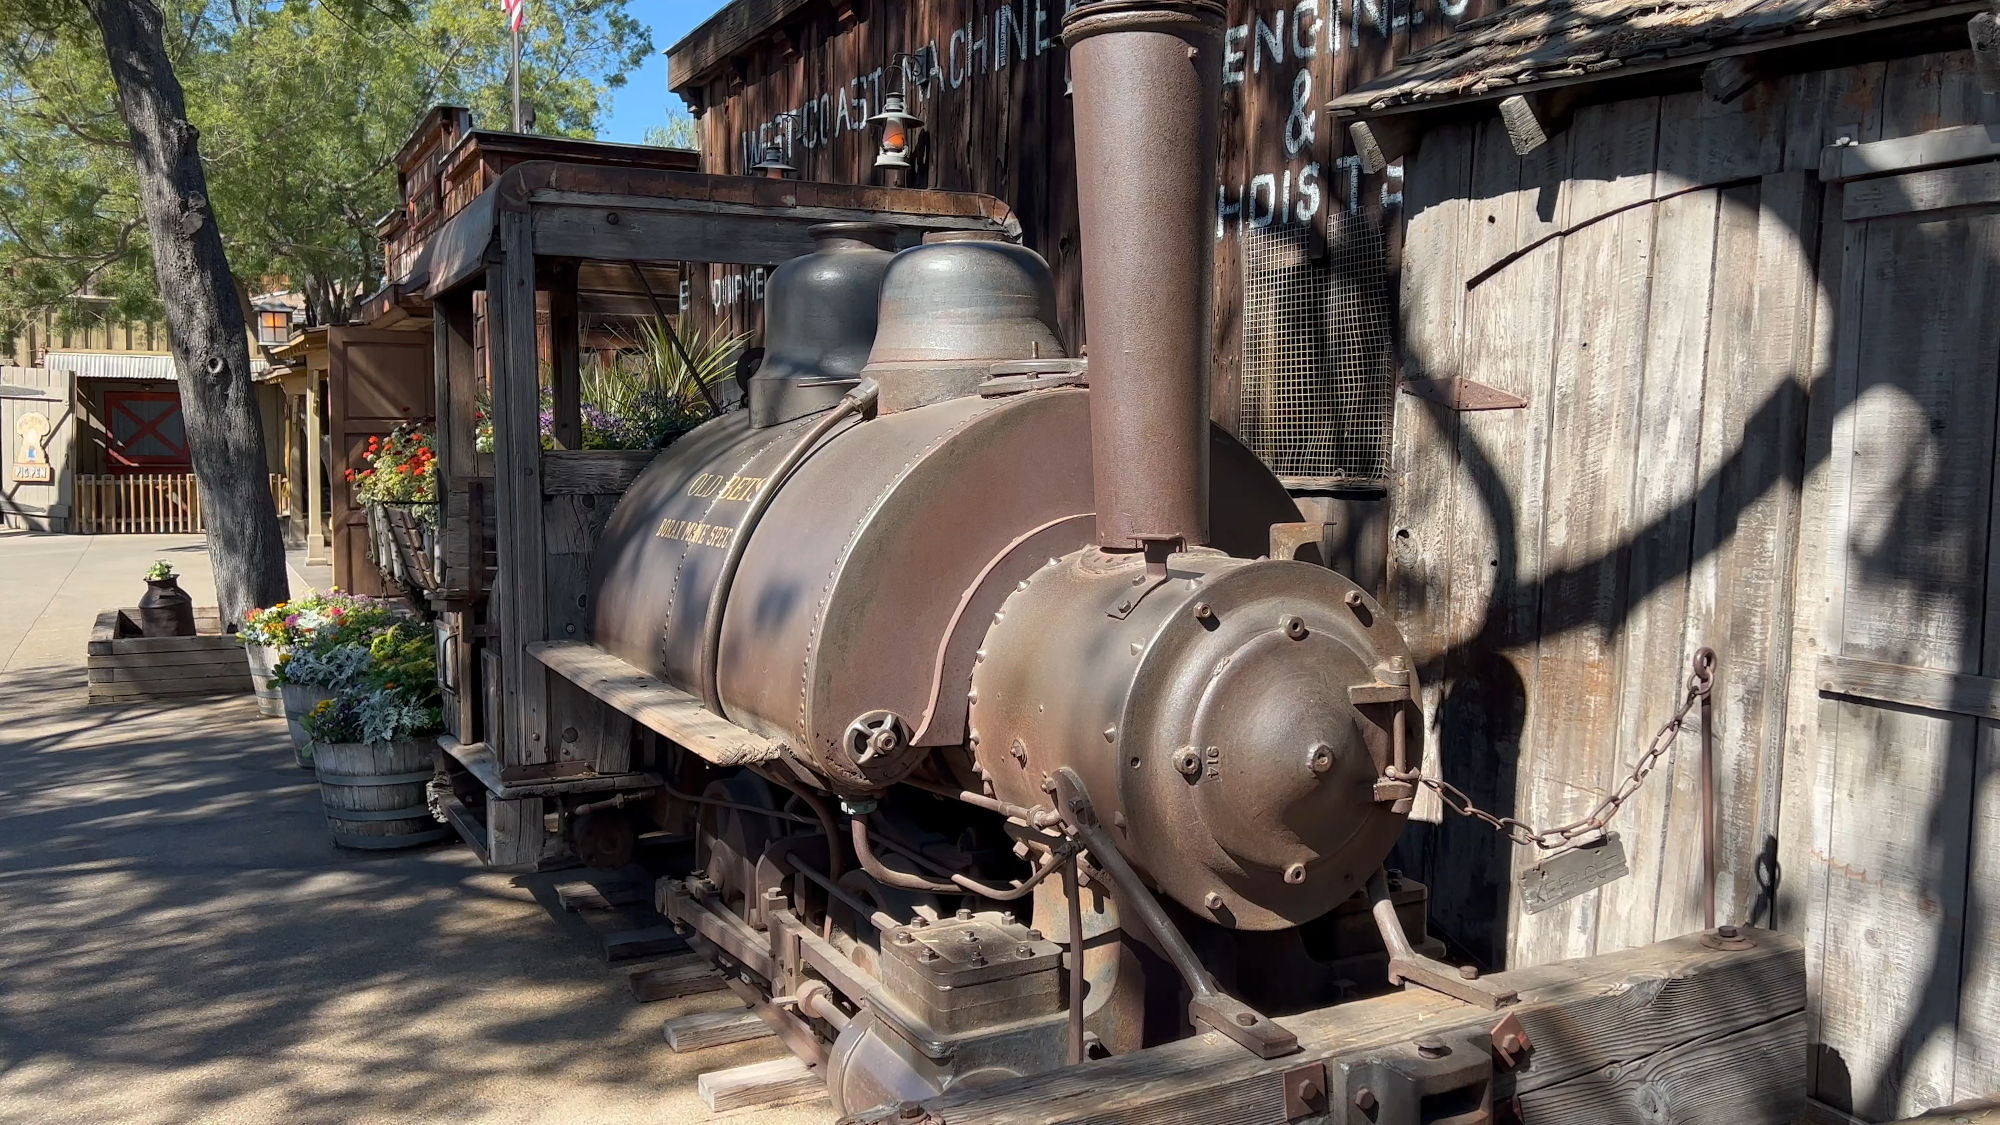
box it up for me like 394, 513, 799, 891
364, 622, 436, 697
642, 108, 698, 150
143, 559, 175, 581
575, 319, 746, 449
0, 0, 651, 331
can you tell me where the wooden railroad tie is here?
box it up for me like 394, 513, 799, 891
697, 1055, 822, 1114
664, 1008, 773, 1053
627, 953, 728, 1003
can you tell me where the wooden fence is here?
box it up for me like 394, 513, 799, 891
73, 473, 288, 534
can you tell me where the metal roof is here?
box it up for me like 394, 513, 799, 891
43, 351, 270, 380
1328, 0, 1981, 118
41, 352, 176, 381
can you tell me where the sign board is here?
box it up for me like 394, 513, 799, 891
13, 411, 51, 483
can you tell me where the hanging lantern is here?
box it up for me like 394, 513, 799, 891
868, 54, 927, 172
752, 113, 801, 179
752, 138, 795, 178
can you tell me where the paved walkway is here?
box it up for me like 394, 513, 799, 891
0, 531, 831, 1124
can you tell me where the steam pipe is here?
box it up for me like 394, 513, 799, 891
699, 384, 877, 717
1064, 0, 1225, 551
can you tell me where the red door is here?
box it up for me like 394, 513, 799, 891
103, 388, 191, 472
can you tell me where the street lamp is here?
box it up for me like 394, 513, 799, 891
868, 53, 928, 171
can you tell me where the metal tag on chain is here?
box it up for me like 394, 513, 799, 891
1520, 832, 1629, 915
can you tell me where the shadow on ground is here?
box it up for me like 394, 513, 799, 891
0, 666, 826, 1125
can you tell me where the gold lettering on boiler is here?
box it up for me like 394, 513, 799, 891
685, 473, 766, 502
654, 518, 737, 548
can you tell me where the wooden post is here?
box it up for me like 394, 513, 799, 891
550, 261, 582, 450
305, 369, 325, 565
485, 209, 553, 868
434, 292, 479, 592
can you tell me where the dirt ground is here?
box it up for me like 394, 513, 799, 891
0, 530, 834, 1124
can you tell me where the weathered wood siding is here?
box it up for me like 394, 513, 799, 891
676, 0, 1497, 431
0, 364, 75, 530
1391, 48, 2000, 1119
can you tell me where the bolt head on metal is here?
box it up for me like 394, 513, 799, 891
1281, 615, 1308, 639
1717, 924, 1739, 939
919, 947, 939, 961
1203, 891, 1224, 910
893, 929, 916, 945
1415, 1036, 1449, 1059
1307, 742, 1334, 773
1025, 928, 1043, 940
1017, 945, 1033, 957
1192, 601, 1215, 620
1173, 746, 1203, 777
1283, 862, 1307, 884
956, 907, 973, 920
1458, 964, 1480, 980
1354, 1087, 1378, 1112
1344, 590, 1365, 608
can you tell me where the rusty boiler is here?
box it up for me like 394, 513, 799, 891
585, 0, 1432, 1114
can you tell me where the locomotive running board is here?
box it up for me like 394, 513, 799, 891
527, 640, 784, 766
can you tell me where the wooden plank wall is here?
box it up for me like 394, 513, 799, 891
1391, 49, 2000, 1119
676, 0, 1496, 431
5, 312, 166, 368
0, 364, 75, 529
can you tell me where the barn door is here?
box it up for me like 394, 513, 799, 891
1805, 156, 2000, 1118
327, 328, 432, 595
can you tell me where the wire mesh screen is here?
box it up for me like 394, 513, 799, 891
1237, 211, 1395, 486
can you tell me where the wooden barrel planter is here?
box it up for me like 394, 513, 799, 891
244, 642, 286, 718
279, 683, 334, 769
312, 738, 450, 849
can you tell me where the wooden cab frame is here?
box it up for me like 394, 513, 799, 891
421, 160, 1018, 867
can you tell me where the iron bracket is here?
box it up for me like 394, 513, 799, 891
1489, 1012, 1532, 1069
1369, 869, 1519, 1009
1400, 375, 1527, 412
1334, 1032, 1495, 1125
1052, 767, 1300, 1059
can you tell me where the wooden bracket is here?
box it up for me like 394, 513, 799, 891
1349, 116, 1424, 175
1702, 54, 1765, 104
1498, 90, 1581, 157
1400, 375, 1527, 412
1973, 5, 2000, 95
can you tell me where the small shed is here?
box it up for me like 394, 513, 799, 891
1331, 0, 2000, 1117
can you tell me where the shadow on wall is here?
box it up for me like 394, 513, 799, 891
1377, 89, 1998, 1118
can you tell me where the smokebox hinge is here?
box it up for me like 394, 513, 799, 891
1400, 375, 1527, 412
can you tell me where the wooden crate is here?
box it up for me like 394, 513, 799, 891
86, 608, 252, 704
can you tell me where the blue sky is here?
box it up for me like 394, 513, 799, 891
600, 1, 732, 143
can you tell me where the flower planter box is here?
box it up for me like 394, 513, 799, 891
279, 682, 335, 768
87, 608, 253, 706
243, 639, 288, 717
313, 737, 451, 850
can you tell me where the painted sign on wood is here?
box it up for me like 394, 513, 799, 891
671, 0, 1490, 431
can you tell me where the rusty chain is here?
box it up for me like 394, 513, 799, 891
1395, 647, 1717, 851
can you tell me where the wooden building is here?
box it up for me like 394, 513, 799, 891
667, 0, 1503, 570
1326, 0, 2000, 1118
293, 106, 700, 593
660, 0, 2000, 1118
1, 301, 292, 534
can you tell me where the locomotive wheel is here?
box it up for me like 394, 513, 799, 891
694, 774, 787, 920
571, 810, 638, 870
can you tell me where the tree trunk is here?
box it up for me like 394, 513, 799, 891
89, 0, 288, 624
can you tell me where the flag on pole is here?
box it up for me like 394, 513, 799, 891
500, 0, 524, 31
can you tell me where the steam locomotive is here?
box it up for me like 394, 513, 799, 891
583, 1, 1440, 1113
